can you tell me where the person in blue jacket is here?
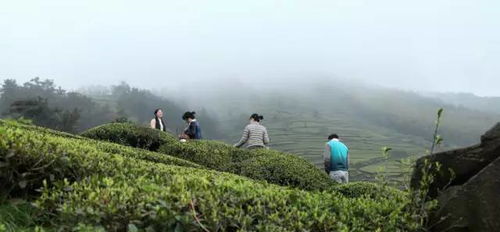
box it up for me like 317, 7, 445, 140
182, 111, 202, 140
323, 133, 349, 183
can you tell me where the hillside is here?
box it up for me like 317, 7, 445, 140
160, 80, 499, 182
0, 120, 425, 231
421, 92, 500, 115
3, 78, 497, 183
0, 79, 222, 138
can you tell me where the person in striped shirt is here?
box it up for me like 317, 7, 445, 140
234, 113, 270, 149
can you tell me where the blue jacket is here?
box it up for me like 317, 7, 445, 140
324, 139, 349, 172
185, 120, 202, 139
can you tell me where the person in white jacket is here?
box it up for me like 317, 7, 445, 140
150, 108, 166, 132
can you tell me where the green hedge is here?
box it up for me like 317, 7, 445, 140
237, 149, 332, 191
81, 123, 177, 151
158, 140, 333, 190
82, 123, 334, 191
158, 140, 238, 171
0, 119, 84, 140
1, 120, 422, 231
5, 120, 199, 170
0, 121, 200, 197
37, 174, 419, 231
331, 182, 407, 200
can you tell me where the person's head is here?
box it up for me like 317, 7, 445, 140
328, 134, 339, 140
249, 113, 264, 123
182, 111, 196, 122
154, 108, 163, 118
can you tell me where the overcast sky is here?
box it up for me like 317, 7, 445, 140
1, 0, 499, 96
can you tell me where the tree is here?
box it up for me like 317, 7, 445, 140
1, 78, 115, 132
7, 97, 81, 133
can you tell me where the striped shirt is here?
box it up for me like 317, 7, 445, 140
234, 122, 270, 148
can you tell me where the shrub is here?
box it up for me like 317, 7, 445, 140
36, 174, 420, 231
1, 120, 423, 231
159, 141, 334, 190
0, 121, 199, 197
331, 182, 406, 200
0, 119, 84, 140
237, 149, 332, 191
82, 123, 334, 190
81, 123, 177, 151
89, 140, 201, 170
2, 120, 200, 170
158, 140, 252, 171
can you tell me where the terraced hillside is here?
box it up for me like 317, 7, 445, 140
219, 104, 429, 183
76, 81, 498, 183
188, 84, 498, 184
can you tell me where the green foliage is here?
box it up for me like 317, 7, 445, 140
0, 201, 38, 232
0, 119, 427, 231
375, 147, 393, 184
0, 120, 199, 197
0, 119, 85, 140
237, 149, 332, 191
430, 108, 444, 154
2, 120, 198, 170
108, 82, 222, 139
408, 159, 440, 229
159, 139, 238, 171
83, 123, 334, 190
7, 97, 81, 133
0, 78, 223, 138
408, 108, 446, 228
331, 182, 406, 200
35, 173, 421, 231
0, 78, 115, 133
81, 122, 177, 151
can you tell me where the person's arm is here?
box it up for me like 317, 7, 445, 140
150, 119, 156, 129
234, 126, 250, 148
323, 143, 331, 173
263, 127, 270, 145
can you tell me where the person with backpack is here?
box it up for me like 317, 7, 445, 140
182, 111, 202, 140
150, 108, 167, 132
323, 133, 349, 183
234, 113, 270, 149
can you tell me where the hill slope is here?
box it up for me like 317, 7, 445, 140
161, 80, 499, 182
0, 120, 424, 231
421, 92, 500, 115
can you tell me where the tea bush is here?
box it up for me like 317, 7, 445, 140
331, 182, 406, 200
81, 123, 177, 151
0, 120, 423, 231
237, 149, 332, 191
83, 123, 334, 190
0, 121, 199, 197
158, 140, 239, 171
159, 141, 333, 190
0, 119, 84, 140
3, 120, 200, 170
37, 174, 420, 231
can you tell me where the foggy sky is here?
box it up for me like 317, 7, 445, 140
1, 0, 499, 96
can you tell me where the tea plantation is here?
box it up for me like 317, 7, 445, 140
1, 120, 426, 231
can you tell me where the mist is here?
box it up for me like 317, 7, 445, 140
2, 0, 499, 96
